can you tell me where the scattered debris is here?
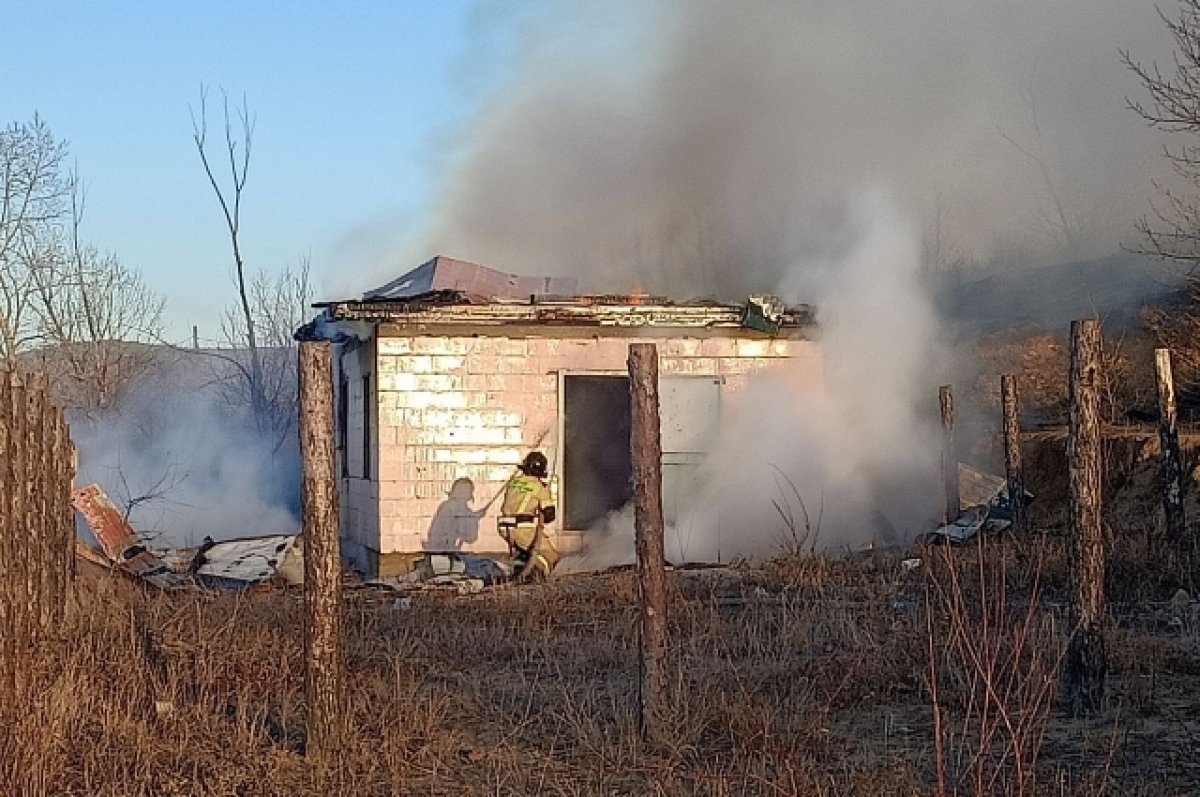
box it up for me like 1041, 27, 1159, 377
741, 294, 785, 334
919, 464, 1037, 546
71, 483, 301, 591
187, 534, 304, 590
71, 484, 193, 591
923, 505, 989, 546
363, 551, 514, 595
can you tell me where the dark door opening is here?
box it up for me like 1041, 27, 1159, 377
563, 375, 633, 530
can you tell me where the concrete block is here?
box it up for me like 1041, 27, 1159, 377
378, 481, 415, 501
733, 339, 770, 358
500, 338, 529, 357
413, 337, 473, 356
376, 458, 405, 482
662, 357, 720, 376
500, 355, 530, 374
467, 354, 501, 375
700, 338, 738, 358
381, 372, 418, 391
719, 357, 770, 375
413, 373, 461, 392
527, 338, 563, 358
378, 338, 413, 356
662, 337, 703, 357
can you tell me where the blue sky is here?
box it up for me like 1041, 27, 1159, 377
2, 1, 499, 341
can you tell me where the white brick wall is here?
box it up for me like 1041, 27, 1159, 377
336, 338, 380, 550
346, 331, 821, 556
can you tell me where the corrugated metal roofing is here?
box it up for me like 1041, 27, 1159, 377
363, 256, 578, 301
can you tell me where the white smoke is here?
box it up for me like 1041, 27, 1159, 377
563, 190, 945, 570
333, 0, 1175, 566
72, 376, 300, 549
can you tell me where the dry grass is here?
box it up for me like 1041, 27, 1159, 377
0, 529, 1198, 796
3, 441, 1200, 795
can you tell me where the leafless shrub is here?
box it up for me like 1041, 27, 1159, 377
924, 536, 1067, 796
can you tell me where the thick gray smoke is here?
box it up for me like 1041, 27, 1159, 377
566, 191, 947, 568
356, 1, 1173, 564
387, 0, 1172, 294
72, 365, 300, 549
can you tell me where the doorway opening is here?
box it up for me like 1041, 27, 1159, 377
562, 375, 632, 530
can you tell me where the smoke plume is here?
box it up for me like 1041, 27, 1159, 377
72, 366, 300, 549
360, 1, 1173, 564
565, 191, 947, 568
393, 0, 1173, 294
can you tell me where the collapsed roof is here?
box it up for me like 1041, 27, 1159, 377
363, 255, 579, 302
311, 256, 814, 333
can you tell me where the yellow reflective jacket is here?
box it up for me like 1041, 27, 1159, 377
501, 473, 552, 518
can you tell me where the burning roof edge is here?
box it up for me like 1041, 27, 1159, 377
309, 291, 815, 333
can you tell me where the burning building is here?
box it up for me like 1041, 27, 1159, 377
313, 256, 820, 576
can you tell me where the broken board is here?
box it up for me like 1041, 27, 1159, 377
70, 484, 193, 591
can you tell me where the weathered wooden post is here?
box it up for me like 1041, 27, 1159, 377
0, 373, 12, 700
9, 374, 30, 652
939, 385, 959, 523
1001, 375, 1028, 536
1154, 348, 1187, 545
628, 342, 668, 742
54, 408, 77, 614
1064, 319, 1106, 714
29, 372, 57, 633
299, 341, 344, 759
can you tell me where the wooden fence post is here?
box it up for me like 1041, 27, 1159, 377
628, 342, 668, 742
10, 374, 30, 658
299, 341, 344, 760
1064, 319, 1106, 714
0, 373, 12, 700
1154, 348, 1187, 545
1001, 375, 1028, 536
29, 373, 56, 634
939, 385, 959, 523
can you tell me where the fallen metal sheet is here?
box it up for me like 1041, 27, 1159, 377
957, 462, 1036, 529
70, 484, 193, 591
922, 505, 989, 545
958, 463, 1007, 510
188, 533, 302, 589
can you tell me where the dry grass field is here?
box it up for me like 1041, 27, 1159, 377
1, 436, 1199, 796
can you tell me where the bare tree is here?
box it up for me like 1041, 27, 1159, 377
30, 184, 165, 414
1, 117, 164, 413
1123, 1, 1200, 268
1124, 1, 1200, 404
995, 70, 1091, 263
923, 192, 976, 274
0, 117, 71, 364
215, 257, 312, 449
191, 87, 310, 449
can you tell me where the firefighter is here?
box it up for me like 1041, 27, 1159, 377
498, 451, 560, 579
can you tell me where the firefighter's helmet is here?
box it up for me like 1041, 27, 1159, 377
520, 451, 549, 478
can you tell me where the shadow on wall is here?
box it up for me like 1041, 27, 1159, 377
424, 478, 483, 551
